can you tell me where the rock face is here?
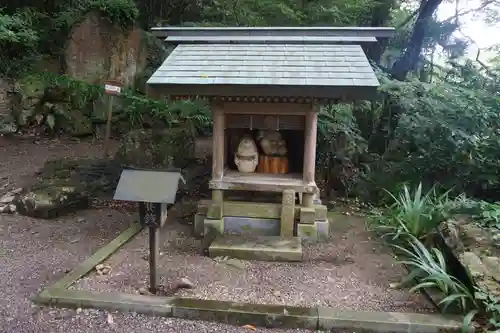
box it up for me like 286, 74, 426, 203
12, 158, 122, 219
15, 182, 91, 218
440, 218, 500, 298
65, 11, 163, 87
2, 12, 167, 137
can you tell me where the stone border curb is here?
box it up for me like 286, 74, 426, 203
43, 223, 143, 293
34, 221, 467, 333
35, 289, 464, 332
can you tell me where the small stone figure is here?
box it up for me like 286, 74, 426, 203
257, 130, 287, 156
234, 136, 259, 173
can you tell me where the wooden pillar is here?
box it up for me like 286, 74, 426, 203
212, 103, 225, 203
302, 105, 318, 207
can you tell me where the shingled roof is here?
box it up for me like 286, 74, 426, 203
147, 27, 394, 101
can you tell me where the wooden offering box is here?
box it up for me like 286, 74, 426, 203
257, 156, 289, 174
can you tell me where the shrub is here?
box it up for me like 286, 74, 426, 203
369, 183, 451, 242
0, 10, 40, 77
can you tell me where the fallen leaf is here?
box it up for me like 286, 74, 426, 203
389, 282, 401, 289
241, 324, 256, 331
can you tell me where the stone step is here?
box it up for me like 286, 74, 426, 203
208, 235, 302, 262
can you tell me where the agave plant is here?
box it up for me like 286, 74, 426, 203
371, 183, 451, 242
394, 235, 476, 313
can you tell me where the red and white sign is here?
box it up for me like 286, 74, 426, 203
103, 80, 123, 96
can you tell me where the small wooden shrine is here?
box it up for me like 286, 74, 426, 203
147, 27, 394, 256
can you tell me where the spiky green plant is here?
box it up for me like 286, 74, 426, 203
370, 183, 451, 242
394, 235, 476, 313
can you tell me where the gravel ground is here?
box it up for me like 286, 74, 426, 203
73, 204, 434, 313
0, 136, 317, 333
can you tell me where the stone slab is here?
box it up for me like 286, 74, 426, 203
223, 201, 281, 219
198, 199, 328, 220
223, 216, 280, 236
317, 308, 463, 333
209, 235, 302, 262
170, 298, 317, 329
35, 289, 174, 316
207, 203, 223, 219
204, 218, 223, 235
299, 207, 316, 224
315, 219, 330, 241
297, 223, 317, 242
194, 213, 205, 237
280, 189, 295, 237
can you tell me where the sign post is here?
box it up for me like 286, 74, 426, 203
113, 168, 185, 294
102, 80, 123, 158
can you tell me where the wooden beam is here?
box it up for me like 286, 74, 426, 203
211, 103, 225, 181
222, 102, 309, 115
150, 26, 395, 39
163, 36, 378, 44
303, 105, 318, 185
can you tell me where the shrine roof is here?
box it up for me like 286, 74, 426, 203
147, 43, 379, 101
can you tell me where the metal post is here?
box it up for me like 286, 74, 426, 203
148, 226, 160, 294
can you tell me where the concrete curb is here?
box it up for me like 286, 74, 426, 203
44, 223, 143, 293
34, 221, 466, 333
35, 289, 464, 332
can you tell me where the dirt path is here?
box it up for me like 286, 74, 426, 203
0, 136, 312, 333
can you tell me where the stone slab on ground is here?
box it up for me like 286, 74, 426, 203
208, 235, 302, 262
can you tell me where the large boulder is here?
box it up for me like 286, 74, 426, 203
114, 128, 195, 169
15, 181, 91, 218
440, 218, 500, 299
64, 11, 165, 89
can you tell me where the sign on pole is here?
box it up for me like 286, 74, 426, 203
113, 168, 185, 294
102, 80, 123, 157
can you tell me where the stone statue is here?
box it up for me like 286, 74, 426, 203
234, 136, 259, 173
257, 130, 287, 156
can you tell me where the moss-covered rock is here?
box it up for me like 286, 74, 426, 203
15, 180, 91, 218
14, 157, 122, 219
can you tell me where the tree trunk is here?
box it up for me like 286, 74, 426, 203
391, 0, 443, 80
369, 0, 443, 153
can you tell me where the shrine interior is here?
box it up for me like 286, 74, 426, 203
225, 128, 304, 174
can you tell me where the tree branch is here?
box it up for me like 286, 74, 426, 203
441, 0, 499, 23
476, 49, 498, 79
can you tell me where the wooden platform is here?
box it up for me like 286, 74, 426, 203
208, 235, 303, 262
209, 170, 317, 193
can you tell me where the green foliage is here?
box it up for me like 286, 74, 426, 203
394, 236, 476, 313
448, 197, 500, 230
14, 72, 210, 137
37, 72, 103, 108
52, 0, 138, 30
316, 104, 368, 195
88, 0, 139, 27
356, 69, 500, 201
369, 183, 451, 241
0, 10, 40, 77
475, 288, 500, 331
